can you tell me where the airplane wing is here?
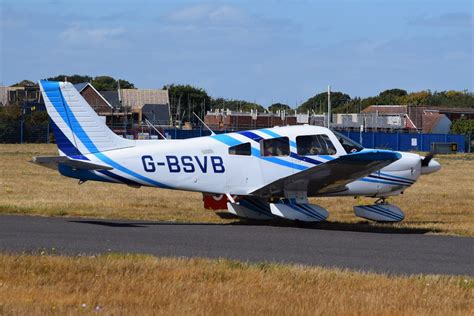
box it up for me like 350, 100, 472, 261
250, 150, 401, 197
31, 156, 113, 171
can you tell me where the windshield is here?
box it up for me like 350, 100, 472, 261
332, 130, 364, 154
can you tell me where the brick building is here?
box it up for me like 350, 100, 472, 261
204, 110, 308, 131
73, 83, 113, 113
361, 105, 473, 133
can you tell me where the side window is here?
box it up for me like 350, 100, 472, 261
296, 135, 337, 155
261, 137, 290, 157
229, 143, 251, 156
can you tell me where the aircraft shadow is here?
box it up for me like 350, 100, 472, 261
69, 215, 440, 235
68, 220, 226, 228
228, 218, 438, 234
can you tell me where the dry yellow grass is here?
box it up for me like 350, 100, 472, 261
0, 144, 220, 222
0, 253, 472, 315
1, 144, 473, 236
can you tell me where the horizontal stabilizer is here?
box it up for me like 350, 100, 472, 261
32, 156, 113, 171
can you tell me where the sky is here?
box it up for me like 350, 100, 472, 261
1, 0, 473, 106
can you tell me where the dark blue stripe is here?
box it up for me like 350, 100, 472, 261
368, 175, 414, 185
359, 178, 408, 186
360, 206, 399, 221
379, 172, 415, 182
283, 202, 323, 220
375, 173, 415, 184
97, 170, 144, 186
370, 204, 404, 220
362, 205, 403, 221
49, 120, 81, 157
58, 165, 112, 183
289, 152, 322, 165
240, 199, 272, 216
296, 203, 326, 221
237, 131, 264, 142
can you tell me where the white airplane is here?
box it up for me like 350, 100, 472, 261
33, 80, 441, 223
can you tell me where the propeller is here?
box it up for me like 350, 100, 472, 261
421, 152, 435, 167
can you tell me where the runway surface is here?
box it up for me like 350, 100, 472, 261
0, 215, 472, 276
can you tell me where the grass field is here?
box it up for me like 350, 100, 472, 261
0, 144, 473, 236
0, 253, 472, 315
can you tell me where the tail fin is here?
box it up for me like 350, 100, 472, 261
39, 80, 134, 156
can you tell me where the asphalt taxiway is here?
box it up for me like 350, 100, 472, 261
0, 215, 472, 276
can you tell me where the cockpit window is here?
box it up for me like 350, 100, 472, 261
296, 135, 337, 156
229, 143, 251, 156
261, 137, 290, 157
332, 130, 364, 154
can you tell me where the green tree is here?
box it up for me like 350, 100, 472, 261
91, 76, 116, 91
379, 89, 407, 98
426, 90, 474, 107
90, 76, 135, 91
451, 119, 474, 135
47, 75, 93, 84
399, 91, 431, 105
45, 75, 135, 90
11, 80, 36, 87
116, 79, 135, 89
165, 84, 212, 123
298, 91, 351, 113
377, 88, 408, 104
210, 98, 266, 112
268, 103, 291, 113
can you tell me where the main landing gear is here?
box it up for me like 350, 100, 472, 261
353, 198, 405, 222
225, 196, 404, 223
227, 197, 329, 222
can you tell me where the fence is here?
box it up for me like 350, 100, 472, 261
338, 131, 466, 152
0, 121, 468, 153
0, 122, 52, 144
158, 129, 467, 153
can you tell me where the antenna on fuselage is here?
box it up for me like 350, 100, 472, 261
327, 85, 331, 129
144, 118, 167, 140
193, 112, 216, 136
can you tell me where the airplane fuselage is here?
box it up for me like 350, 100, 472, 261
60, 125, 423, 198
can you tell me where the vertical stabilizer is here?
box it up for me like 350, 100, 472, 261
39, 80, 134, 156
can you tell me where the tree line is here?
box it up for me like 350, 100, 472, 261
12, 75, 135, 91
8, 75, 474, 128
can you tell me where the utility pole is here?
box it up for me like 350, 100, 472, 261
327, 85, 331, 128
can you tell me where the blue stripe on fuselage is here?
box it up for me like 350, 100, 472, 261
359, 178, 408, 186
